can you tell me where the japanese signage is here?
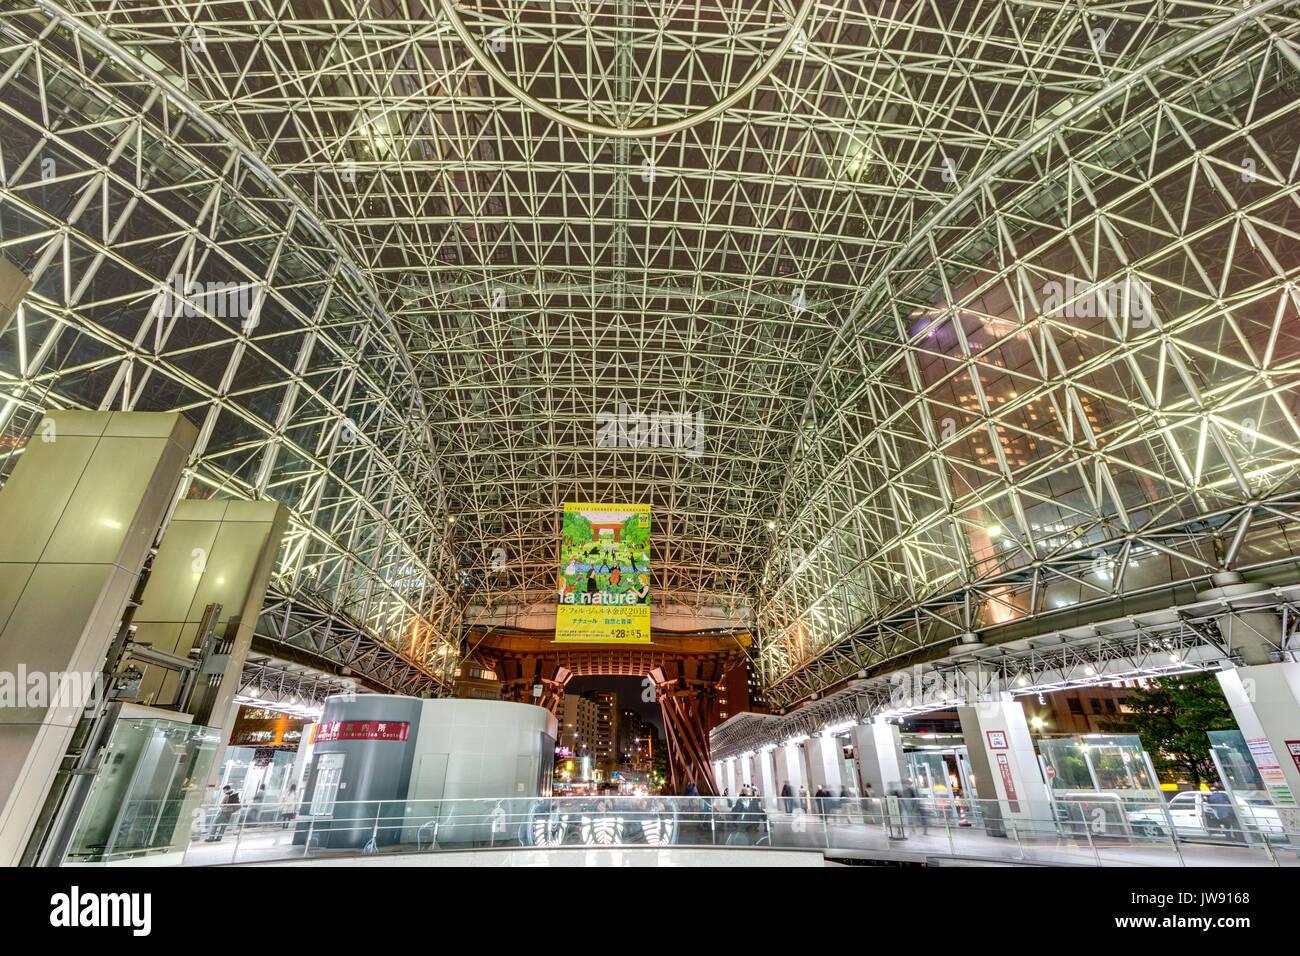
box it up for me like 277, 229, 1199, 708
996, 753, 1020, 813
556, 502, 651, 643
1245, 736, 1295, 807
1286, 741, 1300, 776
312, 720, 410, 743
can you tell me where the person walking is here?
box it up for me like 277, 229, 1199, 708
839, 785, 856, 823
278, 783, 299, 829
250, 783, 267, 825
738, 786, 766, 845
780, 780, 793, 814
208, 785, 241, 842
901, 780, 929, 834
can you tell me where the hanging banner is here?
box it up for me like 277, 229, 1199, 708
556, 502, 651, 643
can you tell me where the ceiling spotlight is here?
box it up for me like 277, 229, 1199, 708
248, 687, 260, 698
766, 520, 776, 529
987, 525, 1002, 537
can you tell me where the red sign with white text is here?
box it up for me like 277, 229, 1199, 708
996, 753, 1020, 813
312, 720, 410, 743
1286, 740, 1300, 775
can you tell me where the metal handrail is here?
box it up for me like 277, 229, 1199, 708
159, 794, 1300, 868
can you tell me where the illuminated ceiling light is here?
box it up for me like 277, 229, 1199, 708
766, 520, 776, 529
846, 143, 872, 174
987, 525, 1002, 537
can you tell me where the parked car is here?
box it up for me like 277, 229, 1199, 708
1126, 790, 1286, 842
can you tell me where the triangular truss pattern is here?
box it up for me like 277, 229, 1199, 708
1, 1, 1299, 706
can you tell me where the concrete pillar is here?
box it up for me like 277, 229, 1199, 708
805, 734, 843, 795
776, 741, 806, 809
958, 695, 1050, 831
739, 752, 754, 788
1200, 583, 1299, 829
1216, 663, 1300, 830
852, 718, 906, 798
0, 410, 197, 866
1220, 611, 1285, 666
129, 497, 288, 785
756, 748, 778, 808
206, 695, 245, 800
1198, 574, 1284, 667
721, 756, 738, 795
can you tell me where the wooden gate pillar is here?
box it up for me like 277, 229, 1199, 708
496, 656, 572, 714
649, 657, 724, 796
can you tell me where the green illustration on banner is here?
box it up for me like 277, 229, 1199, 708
556, 503, 650, 643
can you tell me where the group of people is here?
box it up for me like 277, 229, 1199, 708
723, 785, 768, 844
774, 780, 862, 820
199, 783, 300, 843
722, 778, 940, 840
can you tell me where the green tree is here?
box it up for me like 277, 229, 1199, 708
562, 511, 593, 549
1054, 751, 1092, 790
621, 513, 650, 550
651, 735, 669, 791
1102, 673, 1235, 787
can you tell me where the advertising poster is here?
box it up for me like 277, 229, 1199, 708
1246, 737, 1296, 807
556, 502, 651, 643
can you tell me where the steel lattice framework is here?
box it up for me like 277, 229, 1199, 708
3, 1, 1300, 710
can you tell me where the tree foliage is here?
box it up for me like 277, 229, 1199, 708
1102, 673, 1236, 787
621, 513, 650, 550
562, 510, 593, 548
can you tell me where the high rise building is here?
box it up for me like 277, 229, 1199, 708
588, 690, 620, 771
556, 693, 598, 758
706, 659, 762, 731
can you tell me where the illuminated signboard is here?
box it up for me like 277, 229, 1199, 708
556, 502, 651, 643
312, 720, 410, 743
